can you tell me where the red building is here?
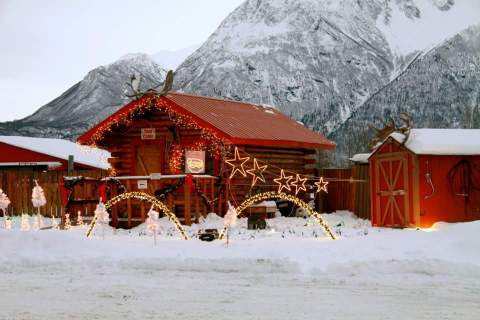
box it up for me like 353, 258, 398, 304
369, 129, 480, 228
0, 136, 110, 171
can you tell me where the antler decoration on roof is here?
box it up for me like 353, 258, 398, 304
125, 70, 174, 99
368, 112, 412, 150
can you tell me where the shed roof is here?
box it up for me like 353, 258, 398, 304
388, 129, 480, 155
349, 153, 371, 164
78, 92, 335, 150
0, 136, 111, 170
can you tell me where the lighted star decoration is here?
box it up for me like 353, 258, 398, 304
246, 158, 268, 186
314, 176, 329, 193
291, 174, 307, 195
273, 169, 293, 193
225, 147, 250, 178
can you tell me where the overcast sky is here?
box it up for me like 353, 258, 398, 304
0, 0, 244, 121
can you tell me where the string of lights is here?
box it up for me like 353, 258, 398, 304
232, 147, 366, 183
84, 94, 231, 160
226, 147, 330, 195
218, 192, 336, 240
85, 192, 189, 240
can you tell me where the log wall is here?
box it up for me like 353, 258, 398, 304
101, 111, 206, 177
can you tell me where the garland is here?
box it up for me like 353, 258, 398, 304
85, 94, 230, 159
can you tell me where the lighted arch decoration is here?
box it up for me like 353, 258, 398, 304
86, 192, 189, 240
219, 192, 337, 240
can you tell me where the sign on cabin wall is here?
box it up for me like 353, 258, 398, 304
137, 180, 148, 189
185, 150, 205, 174
141, 128, 156, 140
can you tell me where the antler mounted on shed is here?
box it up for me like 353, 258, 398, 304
368, 112, 412, 150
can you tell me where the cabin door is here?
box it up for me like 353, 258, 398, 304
135, 144, 164, 176
374, 155, 410, 227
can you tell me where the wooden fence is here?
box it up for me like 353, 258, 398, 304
317, 165, 371, 220
0, 166, 372, 221
0, 168, 105, 216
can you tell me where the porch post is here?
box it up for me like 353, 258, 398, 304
184, 179, 192, 225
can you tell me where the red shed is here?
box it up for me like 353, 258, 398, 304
369, 129, 480, 228
0, 136, 110, 171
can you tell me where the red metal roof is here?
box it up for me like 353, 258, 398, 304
78, 92, 335, 150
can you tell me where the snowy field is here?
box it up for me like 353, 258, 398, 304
0, 212, 479, 320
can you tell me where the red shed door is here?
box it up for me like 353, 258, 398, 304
135, 144, 163, 175
375, 155, 410, 227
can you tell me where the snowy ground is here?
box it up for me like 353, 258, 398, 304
0, 212, 479, 320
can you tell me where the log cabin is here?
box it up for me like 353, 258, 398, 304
77, 92, 335, 227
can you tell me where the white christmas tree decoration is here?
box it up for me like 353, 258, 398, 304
0, 188, 10, 213
94, 199, 110, 240
77, 210, 84, 226
32, 180, 47, 208
51, 215, 59, 229
64, 213, 71, 230
32, 180, 47, 229
145, 207, 160, 245
21, 214, 30, 231
0, 189, 10, 229
223, 202, 238, 246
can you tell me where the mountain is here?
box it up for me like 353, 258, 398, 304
1, 0, 479, 157
151, 44, 200, 70
0, 54, 167, 140
327, 24, 480, 164
174, 0, 480, 134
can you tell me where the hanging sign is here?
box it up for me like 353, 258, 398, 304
185, 150, 205, 174
141, 128, 156, 140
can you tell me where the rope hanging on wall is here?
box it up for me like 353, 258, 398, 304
424, 161, 435, 199
447, 159, 480, 198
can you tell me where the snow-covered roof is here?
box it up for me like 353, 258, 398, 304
389, 129, 480, 155
0, 136, 110, 170
349, 153, 371, 164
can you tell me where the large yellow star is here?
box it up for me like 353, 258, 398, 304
273, 169, 293, 193
246, 158, 268, 186
225, 147, 250, 179
291, 174, 307, 195
314, 176, 329, 193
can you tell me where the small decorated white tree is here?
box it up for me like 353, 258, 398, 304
32, 180, 46, 229
51, 214, 59, 229
224, 202, 238, 246
0, 189, 10, 229
77, 210, 84, 226
21, 214, 30, 231
145, 207, 160, 245
94, 199, 110, 240
64, 213, 72, 230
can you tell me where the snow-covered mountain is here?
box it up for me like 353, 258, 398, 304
327, 24, 480, 164
0, 0, 478, 162
0, 54, 167, 139
174, 0, 480, 134
151, 44, 200, 70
